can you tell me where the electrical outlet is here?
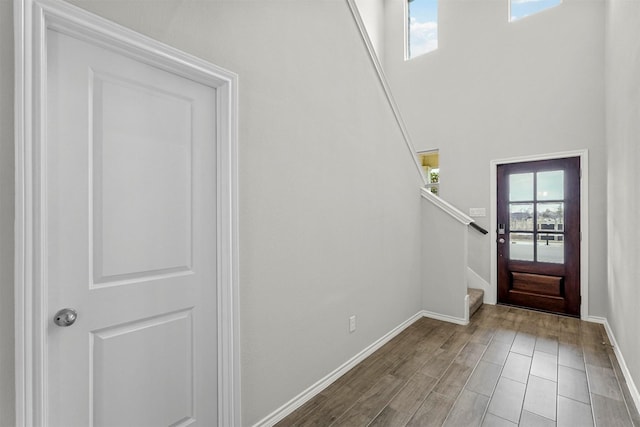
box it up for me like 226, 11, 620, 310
349, 315, 356, 333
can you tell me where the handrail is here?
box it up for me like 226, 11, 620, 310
421, 188, 488, 234
346, 0, 427, 186
421, 188, 472, 225
469, 222, 489, 235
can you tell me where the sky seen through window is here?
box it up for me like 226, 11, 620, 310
510, 0, 562, 21
408, 0, 438, 58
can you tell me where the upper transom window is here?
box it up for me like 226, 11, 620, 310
407, 0, 438, 59
510, 0, 562, 22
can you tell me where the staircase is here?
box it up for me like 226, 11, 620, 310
468, 288, 484, 318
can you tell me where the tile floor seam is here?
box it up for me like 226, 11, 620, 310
516, 333, 538, 425
397, 328, 476, 427
328, 356, 409, 427
362, 340, 446, 427
580, 324, 599, 427
522, 374, 557, 422
516, 346, 538, 425
561, 393, 599, 406
514, 355, 533, 424
483, 338, 530, 425
502, 351, 533, 384
606, 344, 640, 427
485, 412, 516, 426
363, 363, 435, 427
528, 410, 556, 423
362, 378, 407, 427
442, 336, 496, 427
555, 343, 560, 422
395, 379, 440, 427
488, 377, 526, 424
556, 349, 561, 426
407, 391, 453, 427
554, 372, 560, 423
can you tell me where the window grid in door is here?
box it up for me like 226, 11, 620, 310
508, 170, 565, 264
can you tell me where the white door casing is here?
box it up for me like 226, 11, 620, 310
14, 0, 239, 425
49, 30, 219, 427
489, 150, 589, 320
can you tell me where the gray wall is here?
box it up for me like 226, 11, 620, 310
0, 0, 14, 425
605, 0, 640, 406
381, 0, 608, 317
421, 198, 467, 320
354, 0, 386, 60
5, 0, 639, 425
3, 1, 424, 424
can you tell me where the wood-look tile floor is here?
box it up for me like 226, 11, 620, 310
276, 305, 640, 427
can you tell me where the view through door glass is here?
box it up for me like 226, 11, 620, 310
497, 157, 580, 316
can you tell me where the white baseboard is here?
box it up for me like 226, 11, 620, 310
252, 311, 425, 427
586, 315, 607, 324
422, 309, 469, 326
586, 316, 640, 418
255, 314, 638, 427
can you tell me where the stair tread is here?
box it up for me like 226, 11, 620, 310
468, 288, 484, 318
468, 288, 484, 301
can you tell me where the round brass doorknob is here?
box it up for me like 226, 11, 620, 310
53, 308, 77, 327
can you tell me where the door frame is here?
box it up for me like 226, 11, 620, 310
14, 0, 240, 425
489, 150, 589, 319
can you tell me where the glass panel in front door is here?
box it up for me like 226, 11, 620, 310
510, 233, 534, 261
509, 173, 533, 201
536, 201, 564, 264
509, 203, 533, 231
537, 170, 564, 200
538, 234, 564, 263
508, 170, 566, 264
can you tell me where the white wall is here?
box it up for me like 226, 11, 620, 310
421, 197, 467, 321
0, 0, 15, 425
605, 0, 640, 408
47, 1, 423, 424
354, 0, 386, 60
382, 0, 608, 317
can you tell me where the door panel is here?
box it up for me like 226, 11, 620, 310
92, 310, 194, 427
93, 72, 194, 283
497, 158, 580, 316
47, 27, 217, 426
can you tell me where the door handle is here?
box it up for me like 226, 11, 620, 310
498, 238, 506, 244
53, 308, 77, 327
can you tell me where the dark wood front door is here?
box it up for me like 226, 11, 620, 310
497, 157, 581, 316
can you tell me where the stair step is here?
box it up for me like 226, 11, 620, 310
468, 288, 484, 318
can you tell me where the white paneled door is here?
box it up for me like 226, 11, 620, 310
15, 1, 238, 425
47, 28, 217, 427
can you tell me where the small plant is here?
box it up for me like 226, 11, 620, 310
430, 171, 439, 184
